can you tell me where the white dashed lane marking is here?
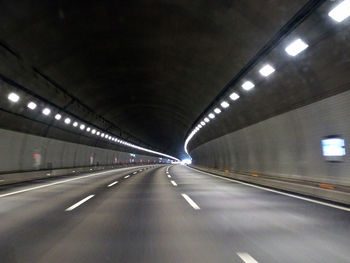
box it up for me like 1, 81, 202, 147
65, 195, 95, 211
181, 193, 200, 210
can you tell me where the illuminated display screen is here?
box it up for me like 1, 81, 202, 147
322, 138, 346, 157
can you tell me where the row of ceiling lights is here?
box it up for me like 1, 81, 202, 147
6, 92, 179, 161
184, 0, 350, 154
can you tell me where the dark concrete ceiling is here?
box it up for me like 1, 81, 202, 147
0, 0, 313, 158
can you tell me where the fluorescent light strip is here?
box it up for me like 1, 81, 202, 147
8, 93, 20, 102
6, 90, 179, 161
328, 0, 350, 22
259, 64, 275, 77
285, 39, 308, 56
27, 101, 37, 110
242, 81, 255, 91
42, 108, 51, 116
221, 101, 229, 108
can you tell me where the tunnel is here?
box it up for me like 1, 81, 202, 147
0, 0, 350, 262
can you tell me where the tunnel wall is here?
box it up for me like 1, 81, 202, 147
190, 89, 350, 186
0, 127, 162, 173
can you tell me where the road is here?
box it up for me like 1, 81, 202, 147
0, 164, 350, 262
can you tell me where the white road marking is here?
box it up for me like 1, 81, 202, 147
167, 174, 171, 178
181, 193, 200, 210
187, 166, 350, 212
171, 180, 177, 186
124, 175, 130, 179
65, 195, 94, 211
237, 252, 258, 263
108, 181, 118, 187
0, 169, 129, 198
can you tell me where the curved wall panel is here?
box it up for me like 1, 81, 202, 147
0, 128, 162, 173
190, 89, 350, 185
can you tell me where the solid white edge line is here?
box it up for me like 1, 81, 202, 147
124, 175, 130, 179
181, 193, 200, 210
0, 168, 132, 199
65, 195, 95, 211
167, 174, 171, 178
237, 252, 258, 263
186, 166, 350, 212
171, 180, 177, 186
108, 181, 118, 187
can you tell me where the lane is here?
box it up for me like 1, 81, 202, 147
65, 195, 95, 211
0, 165, 156, 262
3, 165, 240, 263
48, 165, 242, 263
2, 163, 350, 262
171, 165, 350, 263
107, 181, 118, 187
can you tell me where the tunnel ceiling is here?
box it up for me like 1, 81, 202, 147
0, 0, 311, 158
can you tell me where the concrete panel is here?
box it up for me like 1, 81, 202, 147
0, 128, 160, 175
191, 89, 350, 185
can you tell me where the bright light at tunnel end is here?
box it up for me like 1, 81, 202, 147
181, 158, 192, 165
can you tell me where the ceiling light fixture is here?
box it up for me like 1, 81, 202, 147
259, 64, 275, 77
285, 39, 309, 56
230, 92, 240, 100
214, 108, 221, 114
42, 108, 51, 116
8, 93, 20, 102
329, 0, 350, 22
27, 101, 37, 110
64, 118, 71, 124
242, 81, 255, 91
221, 101, 230, 108
55, 113, 62, 120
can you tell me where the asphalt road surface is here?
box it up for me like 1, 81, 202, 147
1, 164, 350, 263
